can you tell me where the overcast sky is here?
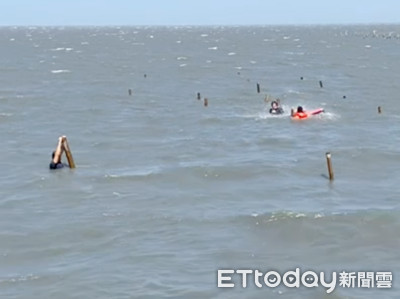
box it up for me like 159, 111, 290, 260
0, 0, 398, 26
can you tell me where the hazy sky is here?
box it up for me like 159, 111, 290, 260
0, 0, 398, 26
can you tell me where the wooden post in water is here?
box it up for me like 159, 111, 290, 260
378, 106, 382, 114
197, 92, 201, 100
63, 138, 76, 169
257, 83, 260, 93
291, 108, 295, 117
325, 152, 334, 181
128, 89, 132, 96
319, 80, 323, 88
204, 98, 208, 107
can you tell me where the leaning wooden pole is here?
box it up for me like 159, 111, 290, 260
63, 138, 76, 169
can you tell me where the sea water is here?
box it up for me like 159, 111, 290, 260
0, 25, 400, 298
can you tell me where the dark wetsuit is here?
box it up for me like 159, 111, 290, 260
49, 162, 66, 169
269, 107, 284, 115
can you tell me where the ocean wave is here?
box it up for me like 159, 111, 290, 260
0, 273, 40, 284
244, 209, 400, 227
104, 166, 162, 181
51, 69, 71, 74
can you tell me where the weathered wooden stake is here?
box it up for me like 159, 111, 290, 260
257, 83, 260, 93
319, 80, 323, 88
128, 89, 132, 96
63, 138, 76, 169
378, 106, 382, 114
204, 98, 208, 107
197, 92, 201, 100
325, 152, 334, 181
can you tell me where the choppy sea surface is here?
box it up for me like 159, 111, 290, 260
1, 25, 400, 298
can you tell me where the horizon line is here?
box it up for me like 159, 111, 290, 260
1, 21, 400, 28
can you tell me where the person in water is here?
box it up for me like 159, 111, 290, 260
269, 100, 284, 115
292, 106, 308, 119
49, 136, 68, 169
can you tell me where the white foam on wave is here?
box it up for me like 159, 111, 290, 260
295, 213, 306, 218
179, 63, 187, 67
51, 47, 74, 52
51, 69, 71, 74
208, 46, 218, 50
104, 166, 162, 179
177, 56, 187, 60
102, 212, 123, 217
228, 52, 236, 56
252, 211, 328, 223
0, 274, 39, 284
318, 111, 340, 120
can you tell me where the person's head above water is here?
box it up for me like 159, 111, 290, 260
297, 106, 303, 113
271, 101, 278, 109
